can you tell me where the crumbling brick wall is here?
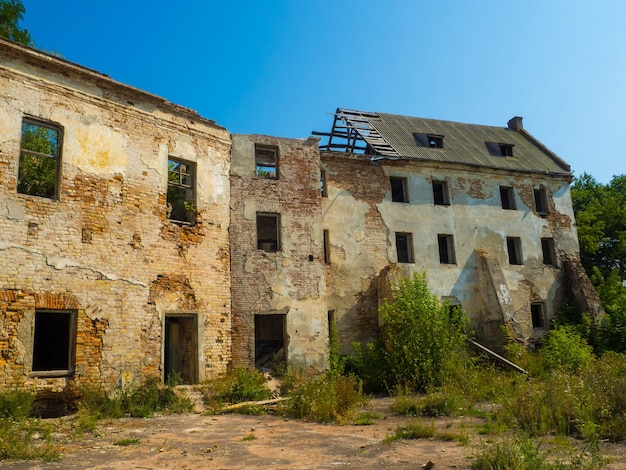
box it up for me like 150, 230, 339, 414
0, 40, 232, 392
230, 135, 328, 370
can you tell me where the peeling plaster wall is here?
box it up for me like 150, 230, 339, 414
0, 43, 232, 391
322, 152, 580, 351
230, 134, 328, 371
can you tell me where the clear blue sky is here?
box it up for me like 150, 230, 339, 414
21, 0, 626, 183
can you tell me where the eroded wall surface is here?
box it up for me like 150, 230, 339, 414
230, 134, 328, 371
0, 42, 232, 392
322, 152, 581, 351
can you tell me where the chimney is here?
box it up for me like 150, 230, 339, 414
508, 116, 523, 131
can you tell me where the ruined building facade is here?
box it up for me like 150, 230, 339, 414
0, 39, 601, 394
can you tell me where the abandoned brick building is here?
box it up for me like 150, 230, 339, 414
0, 38, 601, 393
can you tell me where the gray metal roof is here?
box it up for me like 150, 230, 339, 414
315, 109, 571, 176
371, 112, 570, 175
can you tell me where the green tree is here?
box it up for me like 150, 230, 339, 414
379, 272, 469, 392
571, 173, 626, 352
0, 0, 33, 46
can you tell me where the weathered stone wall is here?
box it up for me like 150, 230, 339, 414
322, 152, 581, 351
230, 134, 328, 371
0, 40, 232, 391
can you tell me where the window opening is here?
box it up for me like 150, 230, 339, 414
164, 315, 198, 384
395, 232, 414, 263
167, 157, 196, 224
18, 118, 62, 199
438, 234, 456, 264
531, 303, 545, 328
257, 213, 280, 251
507, 237, 523, 265
427, 134, 444, 148
323, 229, 330, 264
32, 310, 76, 374
432, 180, 450, 205
320, 170, 327, 197
499, 143, 514, 157
500, 186, 517, 210
255, 145, 278, 179
541, 238, 556, 265
534, 188, 549, 216
255, 314, 287, 370
390, 177, 408, 203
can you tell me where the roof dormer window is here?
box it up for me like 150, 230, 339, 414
427, 134, 444, 149
499, 143, 514, 157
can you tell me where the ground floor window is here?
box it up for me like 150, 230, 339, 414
32, 310, 76, 375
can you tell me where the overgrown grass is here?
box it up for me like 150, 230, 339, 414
286, 373, 367, 423
0, 388, 59, 461
113, 438, 140, 446
201, 368, 272, 412
73, 375, 193, 435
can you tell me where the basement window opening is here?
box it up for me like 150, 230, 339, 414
32, 310, 76, 376
432, 180, 450, 205
427, 134, 444, 149
534, 188, 549, 216
507, 236, 523, 265
531, 303, 545, 329
257, 213, 280, 251
18, 117, 62, 199
167, 157, 196, 224
255, 145, 278, 179
390, 177, 409, 203
395, 232, 414, 263
438, 234, 456, 264
500, 186, 517, 210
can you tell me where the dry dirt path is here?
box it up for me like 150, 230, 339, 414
2, 398, 626, 469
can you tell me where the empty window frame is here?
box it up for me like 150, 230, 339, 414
395, 232, 414, 263
167, 157, 196, 224
320, 170, 327, 197
500, 186, 517, 210
531, 303, 545, 329
432, 180, 450, 205
534, 188, 549, 216
499, 143, 514, 157
257, 213, 280, 251
255, 145, 278, 179
507, 236, 523, 265
438, 234, 456, 264
541, 237, 556, 265
32, 310, 76, 375
390, 177, 409, 203
323, 229, 330, 264
427, 134, 444, 149
18, 118, 62, 199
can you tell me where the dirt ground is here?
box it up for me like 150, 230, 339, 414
2, 397, 626, 469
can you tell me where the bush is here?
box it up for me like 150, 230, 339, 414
77, 375, 193, 421
202, 368, 271, 409
0, 388, 35, 419
540, 326, 594, 372
379, 272, 469, 392
287, 373, 366, 423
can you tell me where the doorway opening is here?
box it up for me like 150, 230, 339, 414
164, 314, 198, 384
254, 314, 287, 371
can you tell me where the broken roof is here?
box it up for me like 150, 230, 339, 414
313, 108, 571, 176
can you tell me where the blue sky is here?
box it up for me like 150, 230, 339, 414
21, 0, 626, 183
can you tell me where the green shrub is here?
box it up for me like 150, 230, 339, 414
77, 375, 193, 421
202, 368, 271, 410
540, 326, 594, 372
287, 373, 366, 423
383, 419, 436, 444
379, 272, 469, 392
0, 418, 59, 461
0, 388, 35, 419
348, 340, 390, 393
471, 436, 546, 470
